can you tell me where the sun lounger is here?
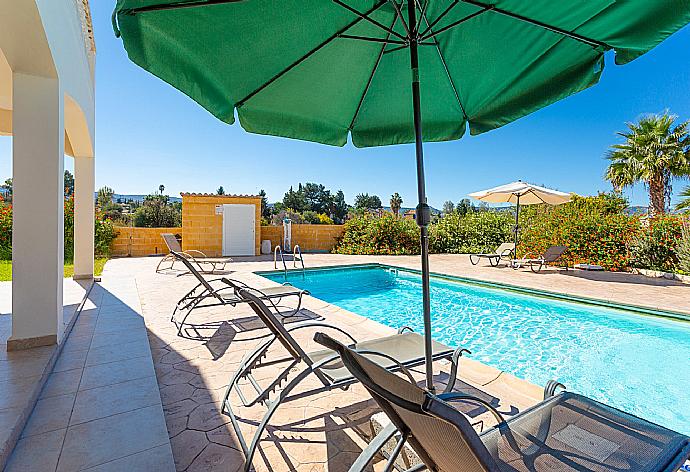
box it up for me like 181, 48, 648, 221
512, 245, 569, 272
315, 332, 690, 472
170, 251, 308, 337
469, 243, 515, 267
156, 232, 232, 273
221, 289, 469, 472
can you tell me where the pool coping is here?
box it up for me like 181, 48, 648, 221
256, 262, 690, 324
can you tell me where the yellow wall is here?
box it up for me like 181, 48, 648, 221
260, 224, 344, 253
110, 197, 344, 257
111, 227, 182, 257
182, 194, 261, 257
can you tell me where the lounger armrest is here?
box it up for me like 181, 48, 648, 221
437, 392, 507, 426
220, 277, 250, 291
543, 380, 566, 399
353, 349, 417, 384
287, 322, 358, 344
184, 249, 209, 258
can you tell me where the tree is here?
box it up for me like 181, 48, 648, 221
442, 200, 455, 215
354, 193, 382, 210
97, 186, 114, 208
303, 182, 332, 214
283, 185, 308, 212
331, 190, 348, 223
676, 186, 690, 213
133, 190, 181, 227
259, 189, 271, 219
456, 198, 474, 216
216, 186, 225, 195
605, 112, 690, 216
390, 193, 403, 216
0, 178, 11, 203
64, 170, 74, 197
159, 184, 165, 195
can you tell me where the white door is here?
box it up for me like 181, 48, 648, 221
222, 204, 255, 256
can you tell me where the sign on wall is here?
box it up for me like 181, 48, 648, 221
215, 204, 223, 215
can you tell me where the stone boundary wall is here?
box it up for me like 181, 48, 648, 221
111, 223, 344, 257
260, 225, 344, 253
111, 227, 182, 257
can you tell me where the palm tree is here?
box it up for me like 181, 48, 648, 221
676, 186, 690, 213
390, 192, 403, 217
605, 112, 690, 216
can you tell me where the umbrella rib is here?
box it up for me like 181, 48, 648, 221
348, 17, 396, 131
332, 0, 407, 41
418, 0, 460, 38
420, 7, 492, 41
419, 9, 469, 123
414, 0, 431, 36
235, 0, 389, 108
119, 0, 246, 14
388, 0, 411, 38
338, 34, 407, 46
458, 0, 611, 50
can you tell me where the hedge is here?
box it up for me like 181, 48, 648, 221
0, 196, 117, 261
429, 211, 513, 254
333, 193, 688, 273
332, 213, 419, 255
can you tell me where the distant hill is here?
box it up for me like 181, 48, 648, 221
625, 206, 649, 216
382, 205, 441, 215
267, 203, 440, 214
95, 193, 182, 203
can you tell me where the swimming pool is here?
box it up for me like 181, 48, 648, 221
262, 264, 690, 435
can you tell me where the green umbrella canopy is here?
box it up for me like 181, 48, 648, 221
113, 1, 690, 399
113, 1, 690, 148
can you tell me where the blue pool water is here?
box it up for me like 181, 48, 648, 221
263, 264, 690, 434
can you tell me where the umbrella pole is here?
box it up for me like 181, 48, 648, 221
407, 1, 434, 392
514, 194, 520, 250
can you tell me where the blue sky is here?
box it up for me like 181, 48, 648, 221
1, 5, 689, 208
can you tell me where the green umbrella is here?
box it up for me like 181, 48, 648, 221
113, 0, 690, 390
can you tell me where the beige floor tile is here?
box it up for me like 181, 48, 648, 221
70, 375, 160, 425
0, 375, 42, 410
78, 355, 153, 391
52, 349, 88, 373
40, 368, 82, 399
20, 393, 75, 438
4, 428, 65, 472
85, 338, 152, 366
57, 405, 169, 471
82, 444, 175, 471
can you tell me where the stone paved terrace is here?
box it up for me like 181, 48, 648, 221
4, 253, 690, 471
0, 279, 91, 469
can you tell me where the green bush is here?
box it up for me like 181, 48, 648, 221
0, 196, 116, 261
519, 194, 640, 271
0, 202, 11, 259
429, 211, 513, 254
95, 218, 117, 257
302, 211, 334, 224
677, 223, 690, 274
630, 216, 684, 272
333, 213, 419, 255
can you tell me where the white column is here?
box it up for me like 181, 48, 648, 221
73, 156, 94, 280
8, 72, 64, 350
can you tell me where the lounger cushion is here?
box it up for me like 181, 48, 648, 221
247, 286, 304, 297
309, 332, 454, 383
